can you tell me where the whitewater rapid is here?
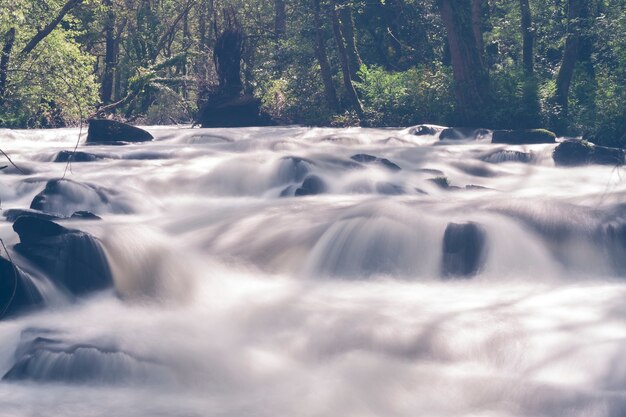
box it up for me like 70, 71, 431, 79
0, 126, 625, 417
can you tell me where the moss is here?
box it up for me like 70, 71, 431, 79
492, 129, 556, 144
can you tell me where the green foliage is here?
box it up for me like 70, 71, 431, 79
355, 64, 454, 127
0, 0, 98, 127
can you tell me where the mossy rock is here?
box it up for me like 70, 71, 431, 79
492, 129, 556, 145
553, 140, 625, 166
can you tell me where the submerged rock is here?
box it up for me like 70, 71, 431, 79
350, 154, 401, 171
0, 257, 45, 319
277, 156, 314, 183
30, 178, 117, 217
86, 119, 153, 144
13, 216, 113, 296
553, 140, 625, 166
601, 221, 626, 273
442, 222, 487, 278
295, 175, 326, 196
54, 151, 104, 163
492, 129, 556, 145
481, 150, 534, 164
3, 329, 168, 383
439, 127, 490, 141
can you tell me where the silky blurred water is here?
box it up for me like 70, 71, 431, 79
0, 125, 625, 417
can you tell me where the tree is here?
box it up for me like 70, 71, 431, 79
438, 0, 491, 126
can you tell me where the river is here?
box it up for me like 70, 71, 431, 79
0, 126, 625, 417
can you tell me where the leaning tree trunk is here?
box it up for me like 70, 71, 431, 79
330, 0, 364, 117
312, 0, 340, 112
439, 0, 491, 126
0, 28, 16, 103
554, 0, 583, 116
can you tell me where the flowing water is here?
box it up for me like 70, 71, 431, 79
0, 126, 625, 417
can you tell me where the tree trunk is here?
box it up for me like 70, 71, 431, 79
518, 0, 540, 127
330, 1, 364, 117
471, 0, 484, 59
439, 0, 491, 126
214, 18, 244, 99
312, 0, 339, 112
101, 0, 116, 104
338, 4, 362, 79
0, 28, 16, 102
275, 0, 287, 38
519, 0, 534, 75
554, 0, 583, 115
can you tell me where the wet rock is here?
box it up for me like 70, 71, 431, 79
71, 211, 102, 220
409, 125, 439, 136
199, 95, 272, 128
295, 175, 326, 196
54, 151, 104, 163
492, 129, 556, 145
454, 162, 498, 177
439, 127, 490, 141
3, 209, 62, 223
12, 216, 113, 296
86, 119, 153, 144
30, 179, 114, 217
602, 221, 626, 273
0, 257, 45, 319
428, 177, 450, 189
553, 140, 625, 166
442, 222, 487, 278
376, 183, 405, 195
350, 154, 401, 171
417, 168, 445, 176
278, 156, 314, 183
3, 329, 166, 383
481, 150, 534, 164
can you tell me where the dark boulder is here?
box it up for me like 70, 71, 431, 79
86, 119, 153, 144
350, 154, 401, 171
71, 211, 102, 220
3, 208, 62, 223
54, 151, 104, 163
30, 179, 113, 217
199, 95, 271, 128
0, 257, 45, 319
295, 175, 326, 196
409, 125, 439, 136
442, 222, 487, 278
12, 216, 113, 296
492, 129, 556, 145
553, 140, 625, 166
481, 150, 534, 164
440, 127, 490, 141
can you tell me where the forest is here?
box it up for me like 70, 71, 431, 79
0, 0, 624, 146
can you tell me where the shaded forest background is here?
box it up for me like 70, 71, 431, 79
0, 0, 624, 146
